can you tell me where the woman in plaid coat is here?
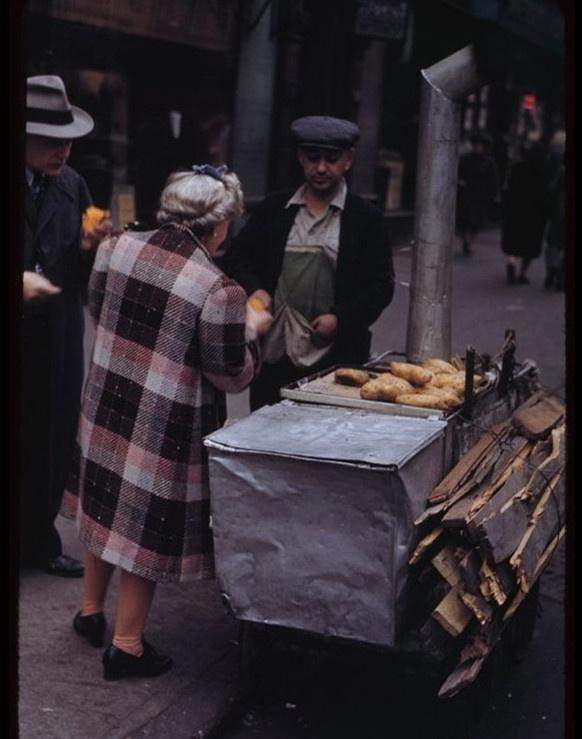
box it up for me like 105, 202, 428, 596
62, 166, 272, 680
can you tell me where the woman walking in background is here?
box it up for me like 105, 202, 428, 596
457, 132, 498, 256
501, 141, 550, 285
544, 130, 565, 291
62, 166, 271, 680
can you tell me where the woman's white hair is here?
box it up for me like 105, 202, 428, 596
156, 169, 244, 235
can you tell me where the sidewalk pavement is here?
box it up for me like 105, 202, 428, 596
18, 516, 243, 739
18, 228, 566, 738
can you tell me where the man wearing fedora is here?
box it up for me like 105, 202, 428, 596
224, 115, 395, 409
22, 75, 111, 576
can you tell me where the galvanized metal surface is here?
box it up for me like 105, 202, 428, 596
205, 400, 447, 469
406, 44, 483, 361
206, 430, 446, 647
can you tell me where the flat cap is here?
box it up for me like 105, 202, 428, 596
290, 116, 360, 150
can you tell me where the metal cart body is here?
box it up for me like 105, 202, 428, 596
205, 401, 448, 648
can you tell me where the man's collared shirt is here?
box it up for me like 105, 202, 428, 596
26, 167, 46, 203
285, 179, 347, 267
25, 167, 47, 273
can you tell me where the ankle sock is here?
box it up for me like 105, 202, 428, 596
81, 600, 104, 617
112, 635, 144, 657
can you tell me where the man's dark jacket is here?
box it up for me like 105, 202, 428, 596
223, 190, 395, 364
22, 164, 92, 563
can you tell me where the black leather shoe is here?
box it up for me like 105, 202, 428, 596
102, 639, 173, 681
45, 555, 84, 578
73, 611, 106, 648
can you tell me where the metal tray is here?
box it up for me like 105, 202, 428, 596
280, 355, 493, 420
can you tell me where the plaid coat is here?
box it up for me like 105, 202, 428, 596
62, 223, 260, 582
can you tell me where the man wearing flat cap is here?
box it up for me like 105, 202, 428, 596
22, 75, 111, 576
224, 115, 395, 409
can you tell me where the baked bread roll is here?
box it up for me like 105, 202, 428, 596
389, 362, 433, 386
335, 368, 371, 387
421, 358, 457, 375
395, 393, 452, 410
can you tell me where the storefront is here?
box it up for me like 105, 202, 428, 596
25, 0, 239, 225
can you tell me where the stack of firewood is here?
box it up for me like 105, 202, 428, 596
408, 391, 566, 698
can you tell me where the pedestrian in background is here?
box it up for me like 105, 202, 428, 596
501, 140, 550, 285
457, 132, 498, 256
224, 115, 395, 410
21, 76, 111, 577
544, 130, 565, 291
62, 166, 270, 680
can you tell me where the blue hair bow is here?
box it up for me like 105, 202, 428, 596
191, 164, 228, 182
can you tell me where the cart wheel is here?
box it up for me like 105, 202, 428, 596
501, 580, 541, 662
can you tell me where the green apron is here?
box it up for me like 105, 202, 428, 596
262, 244, 336, 368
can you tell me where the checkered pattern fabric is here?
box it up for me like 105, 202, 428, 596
62, 223, 260, 582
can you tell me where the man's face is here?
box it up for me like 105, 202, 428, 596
26, 135, 73, 176
298, 147, 354, 196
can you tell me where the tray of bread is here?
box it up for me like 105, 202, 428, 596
280, 354, 492, 419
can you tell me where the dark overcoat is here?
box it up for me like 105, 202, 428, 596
21, 164, 92, 564
62, 224, 260, 583
501, 160, 550, 259
223, 190, 395, 364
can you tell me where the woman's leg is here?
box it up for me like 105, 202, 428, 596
519, 257, 532, 283
81, 551, 115, 616
506, 256, 517, 284
112, 570, 157, 657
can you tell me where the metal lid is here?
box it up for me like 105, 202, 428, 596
205, 401, 446, 469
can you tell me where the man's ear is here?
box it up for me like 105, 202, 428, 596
343, 148, 355, 172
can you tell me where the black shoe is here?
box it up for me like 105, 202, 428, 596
45, 555, 84, 578
73, 611, 106, 648
462, 242, 472, 256
506, 264, 516, 284
102, 639, 173, 681
517, 274, 529, 285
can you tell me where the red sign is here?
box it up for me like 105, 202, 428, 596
522, 94, 536, 110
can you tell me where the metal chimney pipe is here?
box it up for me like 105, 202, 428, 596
406, 45, 483, 361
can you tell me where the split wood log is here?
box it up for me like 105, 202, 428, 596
504, 527, 565, 619
459, 591, 494, 626
431, 547, 464, 587
466, 441, 532, 519
509, 472, 565, 591
431, 586, 474, 637
456, 550, 483, 594
511, 394, 565, 439
419, 617, 458, 662
414, 500, 446, 526
437, 657, 486, 699
466, 427, 564, 562
409, 526, 445, 565
478, 561, 509, 606
427, 420, 512, 504
516, 425, 565, 503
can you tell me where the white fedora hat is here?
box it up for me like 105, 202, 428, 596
26, 75, 94, 139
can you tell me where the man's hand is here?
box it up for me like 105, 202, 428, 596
23, 271, 62, 302
81, 218, 114, 252
311, 313, 338, 348
248, 289, 273, 312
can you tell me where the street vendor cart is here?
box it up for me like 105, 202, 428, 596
203, 43, 565, 713
203, 348, 554, 699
